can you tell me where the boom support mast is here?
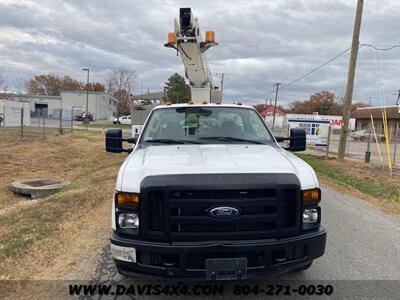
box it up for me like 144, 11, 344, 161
165, 8, 219, 103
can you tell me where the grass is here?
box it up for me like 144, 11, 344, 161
74, 122, 130, 129
0, 127, 62, 148
0, 131, 125, 278
299, 154, 400, 214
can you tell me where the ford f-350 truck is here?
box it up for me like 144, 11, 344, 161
105, 103, 326, 280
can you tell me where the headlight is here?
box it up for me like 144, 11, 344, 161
118, 213, 139, 230
302, 188, 320, 206
303, 209, 318, 223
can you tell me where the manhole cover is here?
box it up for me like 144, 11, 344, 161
9, 178, 70, 199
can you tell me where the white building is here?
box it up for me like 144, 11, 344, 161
13, 91, 117, 120
0, 99, 30, 127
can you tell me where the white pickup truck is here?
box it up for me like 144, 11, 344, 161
105, 103, 326, 280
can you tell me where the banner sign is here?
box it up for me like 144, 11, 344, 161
287, 114, 355, 130
288, 119, 330, 146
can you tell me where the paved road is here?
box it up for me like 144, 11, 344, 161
90, 186, 400, 299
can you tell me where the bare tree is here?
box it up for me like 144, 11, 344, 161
106, 68, 136, 117
13, 77, 27, 94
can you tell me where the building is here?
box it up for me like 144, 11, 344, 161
258, 105, 286, 118
0, 99, 30, 127
3, 91, 117, 120
351, 105, 400, 136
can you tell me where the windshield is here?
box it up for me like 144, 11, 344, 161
140, 107, 274, 145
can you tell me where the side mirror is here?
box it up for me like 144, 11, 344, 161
288, 128, 306, 152
105, 129, 136, 153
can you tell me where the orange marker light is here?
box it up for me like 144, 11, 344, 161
302, 189, 321, 205
205, 31, 215, 43
116, 193, 139, 207
167, 32, 176, 44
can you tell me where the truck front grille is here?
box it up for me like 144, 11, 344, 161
144, 180, 300, 241
148, 191, 164, 231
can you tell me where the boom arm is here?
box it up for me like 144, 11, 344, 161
165, 8, 218, 103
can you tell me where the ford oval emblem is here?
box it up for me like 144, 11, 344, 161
209, 206, 240, 219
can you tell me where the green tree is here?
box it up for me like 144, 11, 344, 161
163, 73, 190, 103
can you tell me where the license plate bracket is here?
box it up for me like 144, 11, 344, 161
206, 258, 247, 280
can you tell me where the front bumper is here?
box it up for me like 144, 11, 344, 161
111, 226, 326, 280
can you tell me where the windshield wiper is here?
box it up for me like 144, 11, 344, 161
144, 138, 202, 144
198, 136, 265, 144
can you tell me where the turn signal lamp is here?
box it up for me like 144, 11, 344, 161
302, 189, 321, 206
116, 193, 139, 208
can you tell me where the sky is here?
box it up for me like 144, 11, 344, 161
0, 0, 399, 107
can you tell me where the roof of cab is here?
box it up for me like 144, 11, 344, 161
153, 103, 254, 110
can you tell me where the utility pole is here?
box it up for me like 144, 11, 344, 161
272, 83, 281, 128
265, 97, 268, 121
337, 0, 364, 161
220, 73, 224, 101
216, 73, 230, 102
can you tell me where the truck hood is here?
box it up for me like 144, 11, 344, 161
116, 144, 319, 192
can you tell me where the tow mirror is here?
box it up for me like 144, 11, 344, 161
105, 129, 136, 153
288, 128, 306, 152
275, 128, 306, 152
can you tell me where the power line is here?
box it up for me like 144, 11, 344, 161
245, 43, 400, 102
244, 47, 352, 101
360, 44, 400, 51
280, 47, 352, 90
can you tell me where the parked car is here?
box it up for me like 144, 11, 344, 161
113, 115, 132, 125
351, 130, 385, 142
75, 112, 93, 122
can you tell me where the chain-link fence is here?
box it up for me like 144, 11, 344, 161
269, 124, 400, 167
313, 129, 400, 167
0, 108, 75, 148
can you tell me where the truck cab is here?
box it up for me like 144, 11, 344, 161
105, 103, 326, 280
